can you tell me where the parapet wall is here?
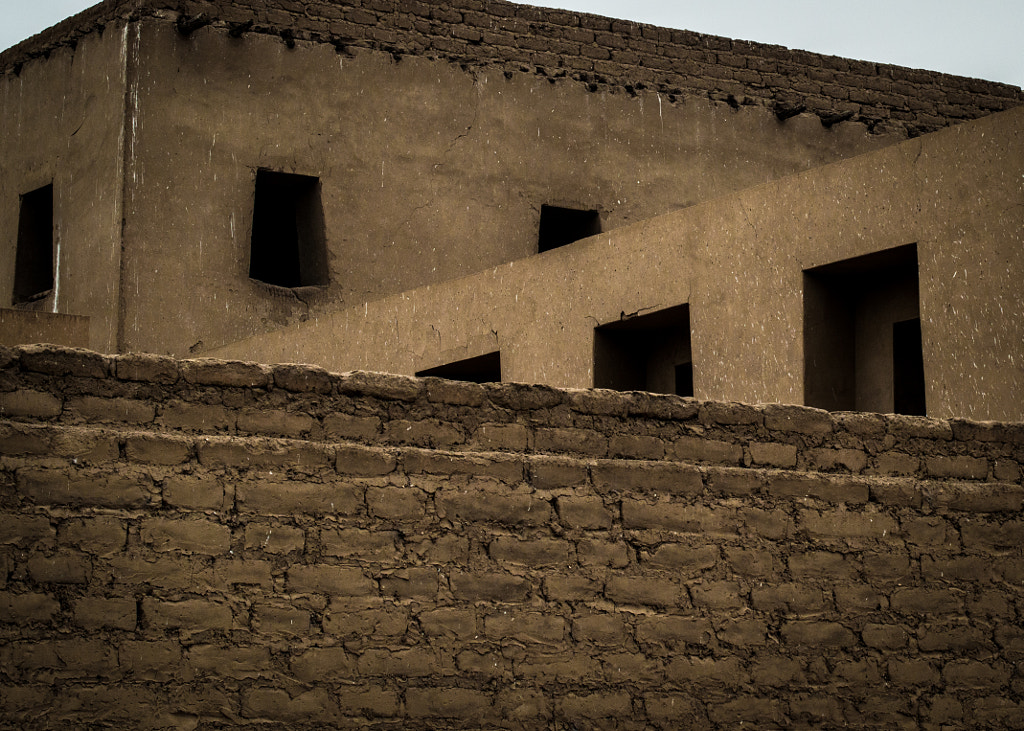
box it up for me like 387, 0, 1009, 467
1, 345, 1023, 729
2, 0, 1021, 137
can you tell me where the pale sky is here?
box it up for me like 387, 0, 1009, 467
2, 0, 1022, 88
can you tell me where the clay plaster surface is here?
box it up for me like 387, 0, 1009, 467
213, 105, 1024, 422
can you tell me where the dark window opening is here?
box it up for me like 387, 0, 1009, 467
13, 184, 54, 305
538, 205, 601, 253
803, 244, 923, 414
594, 303, 692, 396
893, 318, 926, 416
249, 169, 328, 288
417, 351, 501, 383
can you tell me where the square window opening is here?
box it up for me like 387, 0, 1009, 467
417, 351, 501, 383
538, 205, 601, 253
594, 303, 692, 396
13, 183, 54, 305
803, 243, 924, 414
249, 169, 328, 288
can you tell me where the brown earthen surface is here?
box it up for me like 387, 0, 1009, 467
1, 345, 1022, 728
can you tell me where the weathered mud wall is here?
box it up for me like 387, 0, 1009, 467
1, 345, 1022, 729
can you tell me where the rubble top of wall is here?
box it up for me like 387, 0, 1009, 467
2, 0, 1022, 137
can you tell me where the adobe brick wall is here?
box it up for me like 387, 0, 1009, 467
1, 344, 1023, 728
2, 0, 1021, 137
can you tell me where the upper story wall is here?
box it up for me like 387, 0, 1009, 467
1, 0, 1021, 359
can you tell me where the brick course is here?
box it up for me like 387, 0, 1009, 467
0, 345, 1021, 728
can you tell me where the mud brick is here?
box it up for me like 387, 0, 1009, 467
73, 596, 137, 630
380, 567, 439, 599
321, 528, 399, 561
700, 402, 762, 426
237, 408, 316, 438
608, 434, 665, 459
0, 390, 62, 419
472, 423, 529, 451
869, 479, 922, 507
671, 435, 742, 465
244, 523, 305, 554
971, 697, 1024, 728
117, 640, 184, 681
624, 391, 699, 420
942, 660, 1011, 689
495, 688, 551, 723
767, 472, 869, 503
67, 396, 155, 424
544, 575, 600, 601
557, 692, 632, 719
358, 647, 443, 678
862, 552, 914, 584
950, 418, 1024, 443
158, 402, 235, 430
163, 475, 225, 511
884, 658, 938, 686
748, 441, 797, 468
639, 544, 713, 574
197, 438, 331, 470
933, 481, 1024, 512
324, 599, 408, 639
571, 614, 629, 646
781, 620, 855, 647
706, 467, 762, 496
890, 587, 963, 614
0, 591, 60, 623
799, 508, 898, 542
0, 514, 54, 547
322, 413, 381, 439
27, 552, 89, 583
451, 570, 531, 602
994, 459, 1021, 482
645, 694, 705, 724
21, 345, 107, 378
593, 460, 702, 496
335, 686, 401, 717
529, 455, 588, 489
623, 501, 739, 536
918, 623, 991, 652
366, 486, 426, 521
738, 507, 793, 539
114, 352, 179, 383
188, 645, 272, 679
290, 647, 356, 681
889, 414, 952, 441
236, 479, 362, 516
486, 612, 565, 644
406, 687, 491, 720
241, 688, 339, 723
667, 657, 747, 688
13, 638, 118, 677
272, 363, 333, 393
750, 657, 804, 686
872, 451, 920, 476
105, 554, 198, 589
557, 495, 612, 528
141, 597, 233, 631
0, 423, 54, 456
807, 447, 868, 472
18, 469, 150, 508
724, 547, 777, 577
534, 427, 608, 456
490, 537, 570, 566
254, 603, 311, 636
383, 418, 465, 448
405, 450, 524, 482
751, 583, 829, 614
181, 358, 270, 388
788, 550, 854, 579
331, 444, 395, 476
691, 581, 745, 610
419, 607, 477, 639
834, 584, 885, 612
423, 378, 486, 406
141, 518, 230, 555
436, 489, 550, 526
605, 576, 684, 608
960, 518, 1024, 550
574, 539, 627, 568
926, 455, 989, 480
125, 434, 191, 464
287, 565, 376, 595
763, 403, 833, 436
